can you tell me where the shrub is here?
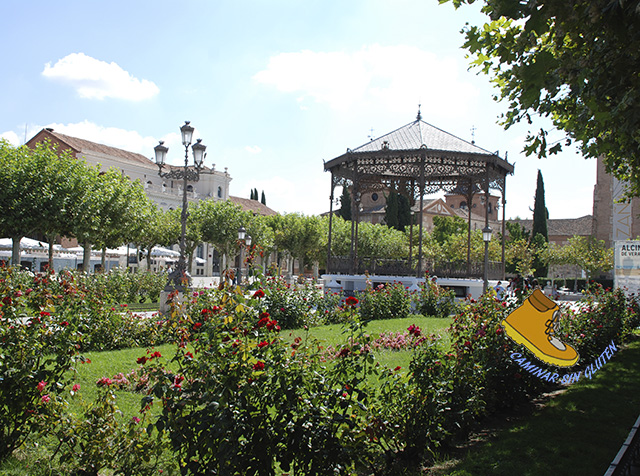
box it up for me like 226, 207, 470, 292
143, 285, 397, 474
415, 278, 459, 318
0, 267, 83, 460
359, 282, 413, 321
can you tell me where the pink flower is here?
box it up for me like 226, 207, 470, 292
41, 394, 51, 403
72, 384, 81, 392
37, 380, 47, 392
97, 377, 113, 387
131, 416, 141, 424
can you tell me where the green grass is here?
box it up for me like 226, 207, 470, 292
429, 336, 640, 476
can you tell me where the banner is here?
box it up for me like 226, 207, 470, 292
614, 240, 640, 296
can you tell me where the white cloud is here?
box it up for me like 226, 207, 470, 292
44, 120, 159, 156
254, 44, 477, 116
42, 53, 159, 101
242, 175, 329, 215
0, 131, 20, 146
245, 145, 262, 155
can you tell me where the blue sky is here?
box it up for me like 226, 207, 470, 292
0, 0, 596, 220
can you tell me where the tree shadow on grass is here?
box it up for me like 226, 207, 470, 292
430, 337, 640, 476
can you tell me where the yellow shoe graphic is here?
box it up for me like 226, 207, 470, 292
501, 289, 579, 367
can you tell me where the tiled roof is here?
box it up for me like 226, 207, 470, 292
229, 196, 277, 216
509, 215, 593, 237
44, 129, 154, 166
351, 118, 495, 155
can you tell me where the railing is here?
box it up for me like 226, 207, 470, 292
328, 256, 504, 279
604, 413, 640, 476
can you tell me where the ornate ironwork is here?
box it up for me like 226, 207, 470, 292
324, 118, 514, 279
157, 165, 203, 182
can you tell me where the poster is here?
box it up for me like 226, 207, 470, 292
614, 240, 640, 296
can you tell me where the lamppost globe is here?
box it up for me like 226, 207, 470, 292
180, 121, 194, 147
482, 226, 493, 243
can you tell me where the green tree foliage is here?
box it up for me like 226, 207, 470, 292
444, 0, 640, 198
198, 200, 250, 271
532, 170, 549, 241
532, 170, 549, 277
261, 190, 266, 206
338, 187, 352, 221
384, 192, 399, 229
431, 216, 467, 245
555, 236, 614, 280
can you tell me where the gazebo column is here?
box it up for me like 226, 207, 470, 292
327, 175, 335, 273
409, 179, 415, 271
466, 178, 474, 277
417, 155, 425, 277
501, 176, 507, 280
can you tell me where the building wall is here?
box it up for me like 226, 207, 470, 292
592, 156, 640, 248
445, 193, 500, 222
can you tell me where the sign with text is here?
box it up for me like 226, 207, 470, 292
614, 240, 640, 296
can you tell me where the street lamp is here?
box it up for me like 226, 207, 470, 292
236, 227, 251, 285
482, 225, 493, 293
155, 121, 207, 292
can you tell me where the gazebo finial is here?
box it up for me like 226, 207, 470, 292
416, 104, 422, 121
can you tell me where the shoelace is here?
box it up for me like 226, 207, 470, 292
545, 311, 567, 351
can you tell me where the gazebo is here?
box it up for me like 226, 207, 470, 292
323, 111, 514, 278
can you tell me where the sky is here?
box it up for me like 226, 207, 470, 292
0, 0, 596, 221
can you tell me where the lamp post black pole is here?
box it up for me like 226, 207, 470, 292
155, 121, 206, 292
482, 225, 492, 294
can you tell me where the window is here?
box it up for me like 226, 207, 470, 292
187, 185, 193, 192
218, 186, 222, 198
460, 201, 467, 209
371, 192, 379, 202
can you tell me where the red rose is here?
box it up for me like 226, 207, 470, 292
257, 341, 269, 348
253, 289, 265, 299
253, 361, 265, 371
345, 296, 359, 306
137, 356, 148, 365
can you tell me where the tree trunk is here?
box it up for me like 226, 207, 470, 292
83, 242, 92, 273
11, 236, 21, 267
47, 234, 56, 271
101, 248, 107, 271
146, 246, 154, 270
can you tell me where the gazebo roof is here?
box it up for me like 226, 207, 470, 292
351, 116, 495, 156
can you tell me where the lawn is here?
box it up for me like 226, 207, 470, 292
428, 335, 640, 476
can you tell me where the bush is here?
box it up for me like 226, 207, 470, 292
0, 266, 83, 460
359, 282, 413, 321
144, 285, 388, 475
415, 278, 459, 318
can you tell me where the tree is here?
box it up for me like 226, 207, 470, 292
531, 170, 549, 277
431, 216, 467, 245
562, 236, 614, 281
384, 192, 399, 229
261, 190, 266, 206
133, 204, 178, 269
338, 187, 352, 221
199, 200, 250, 272
445, 0, 640, 198
532, 171, 548, 241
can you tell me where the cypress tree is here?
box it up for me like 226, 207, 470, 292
338, 188, 352, 221
532, 170, 549, 277
261, 190, 266, 205
385, 192, 399, 229
397, 194, 412, 231
532, 170, 548, 241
